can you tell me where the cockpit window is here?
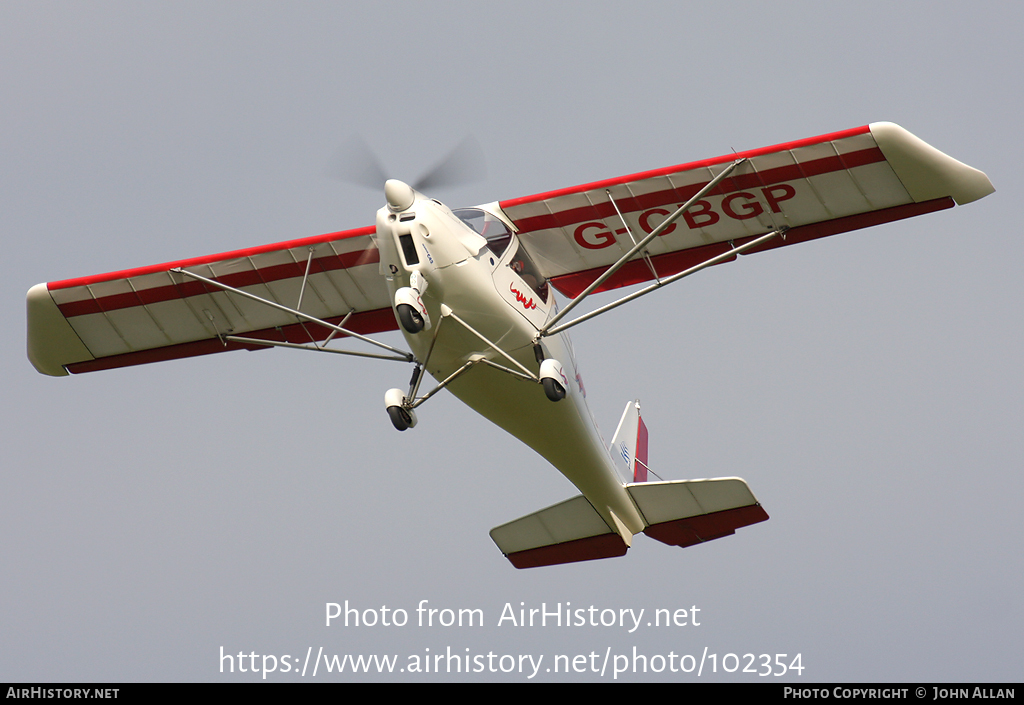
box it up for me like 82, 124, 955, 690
452, 208, 513, 257
509, 243, 549, 303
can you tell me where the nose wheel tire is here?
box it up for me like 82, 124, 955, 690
387, 405, 414, 431
397, 304, 424, 334
542, 377, 566, 402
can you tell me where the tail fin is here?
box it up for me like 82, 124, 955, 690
609, 400, 650, 483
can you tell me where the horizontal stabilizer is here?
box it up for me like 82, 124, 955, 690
490, 495, 627, 569
627, 478, 768, 548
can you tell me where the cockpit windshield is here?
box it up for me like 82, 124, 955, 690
452, 208, 513, 257
453, 208, 548, 304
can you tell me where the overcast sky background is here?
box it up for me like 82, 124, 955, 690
2, 1, 1020, 682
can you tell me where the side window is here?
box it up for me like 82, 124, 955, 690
508, 244, 549, 303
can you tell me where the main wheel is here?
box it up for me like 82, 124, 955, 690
397, 303, 424, 334
387, 405, 414, 431
542, 377, 566, 402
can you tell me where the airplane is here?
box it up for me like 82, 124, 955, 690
26, 122, 993, 568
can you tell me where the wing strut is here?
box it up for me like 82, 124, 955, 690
540, 227, 784, 337
439, 304, 540, 381
220, 334, 409, 362
295, 246, 315, 312
537, 158, 747, 337
606, 189, 660, 283
384, 303, 541, 416
170, 267, 415, 361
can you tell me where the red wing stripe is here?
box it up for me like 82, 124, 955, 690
550, 241, 736, 298
55, 247, 380, 318
48, 225, 377, 291
548, 198, 954, 298
507, 147, 885, 234
500, 125, 872, 211
65, 306, 398, 374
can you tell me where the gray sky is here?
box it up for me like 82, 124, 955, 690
2, 1, 1020, 682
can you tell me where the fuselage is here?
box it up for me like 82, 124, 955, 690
373, 182, 644, 540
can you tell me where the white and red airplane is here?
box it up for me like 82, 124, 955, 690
26, 123, 993, 568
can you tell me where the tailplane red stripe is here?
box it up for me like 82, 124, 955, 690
644, 505, 769, 548
505, 533, 628, 569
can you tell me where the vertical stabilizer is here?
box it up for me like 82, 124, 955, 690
609, 400, 650, 483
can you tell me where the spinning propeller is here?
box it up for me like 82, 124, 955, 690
330, 135, 486, 194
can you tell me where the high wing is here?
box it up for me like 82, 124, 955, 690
498, 122, 994, 298
27, 225, 394, 376
27, 122, 993, 377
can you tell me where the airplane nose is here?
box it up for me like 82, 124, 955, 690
385, 179, 416, 212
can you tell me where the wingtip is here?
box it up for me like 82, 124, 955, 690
869, 122, 995, 205
27, 283, 92, 376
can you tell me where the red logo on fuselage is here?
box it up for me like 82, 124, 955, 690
509, 283, 537, 310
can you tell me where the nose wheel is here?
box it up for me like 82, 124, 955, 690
397, 303, 425, 334
542, 377, 566, 402
387, 404, 416, 431
539, 358, 568, 402
384, 387, 418, 431
395, 273, 431, 335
